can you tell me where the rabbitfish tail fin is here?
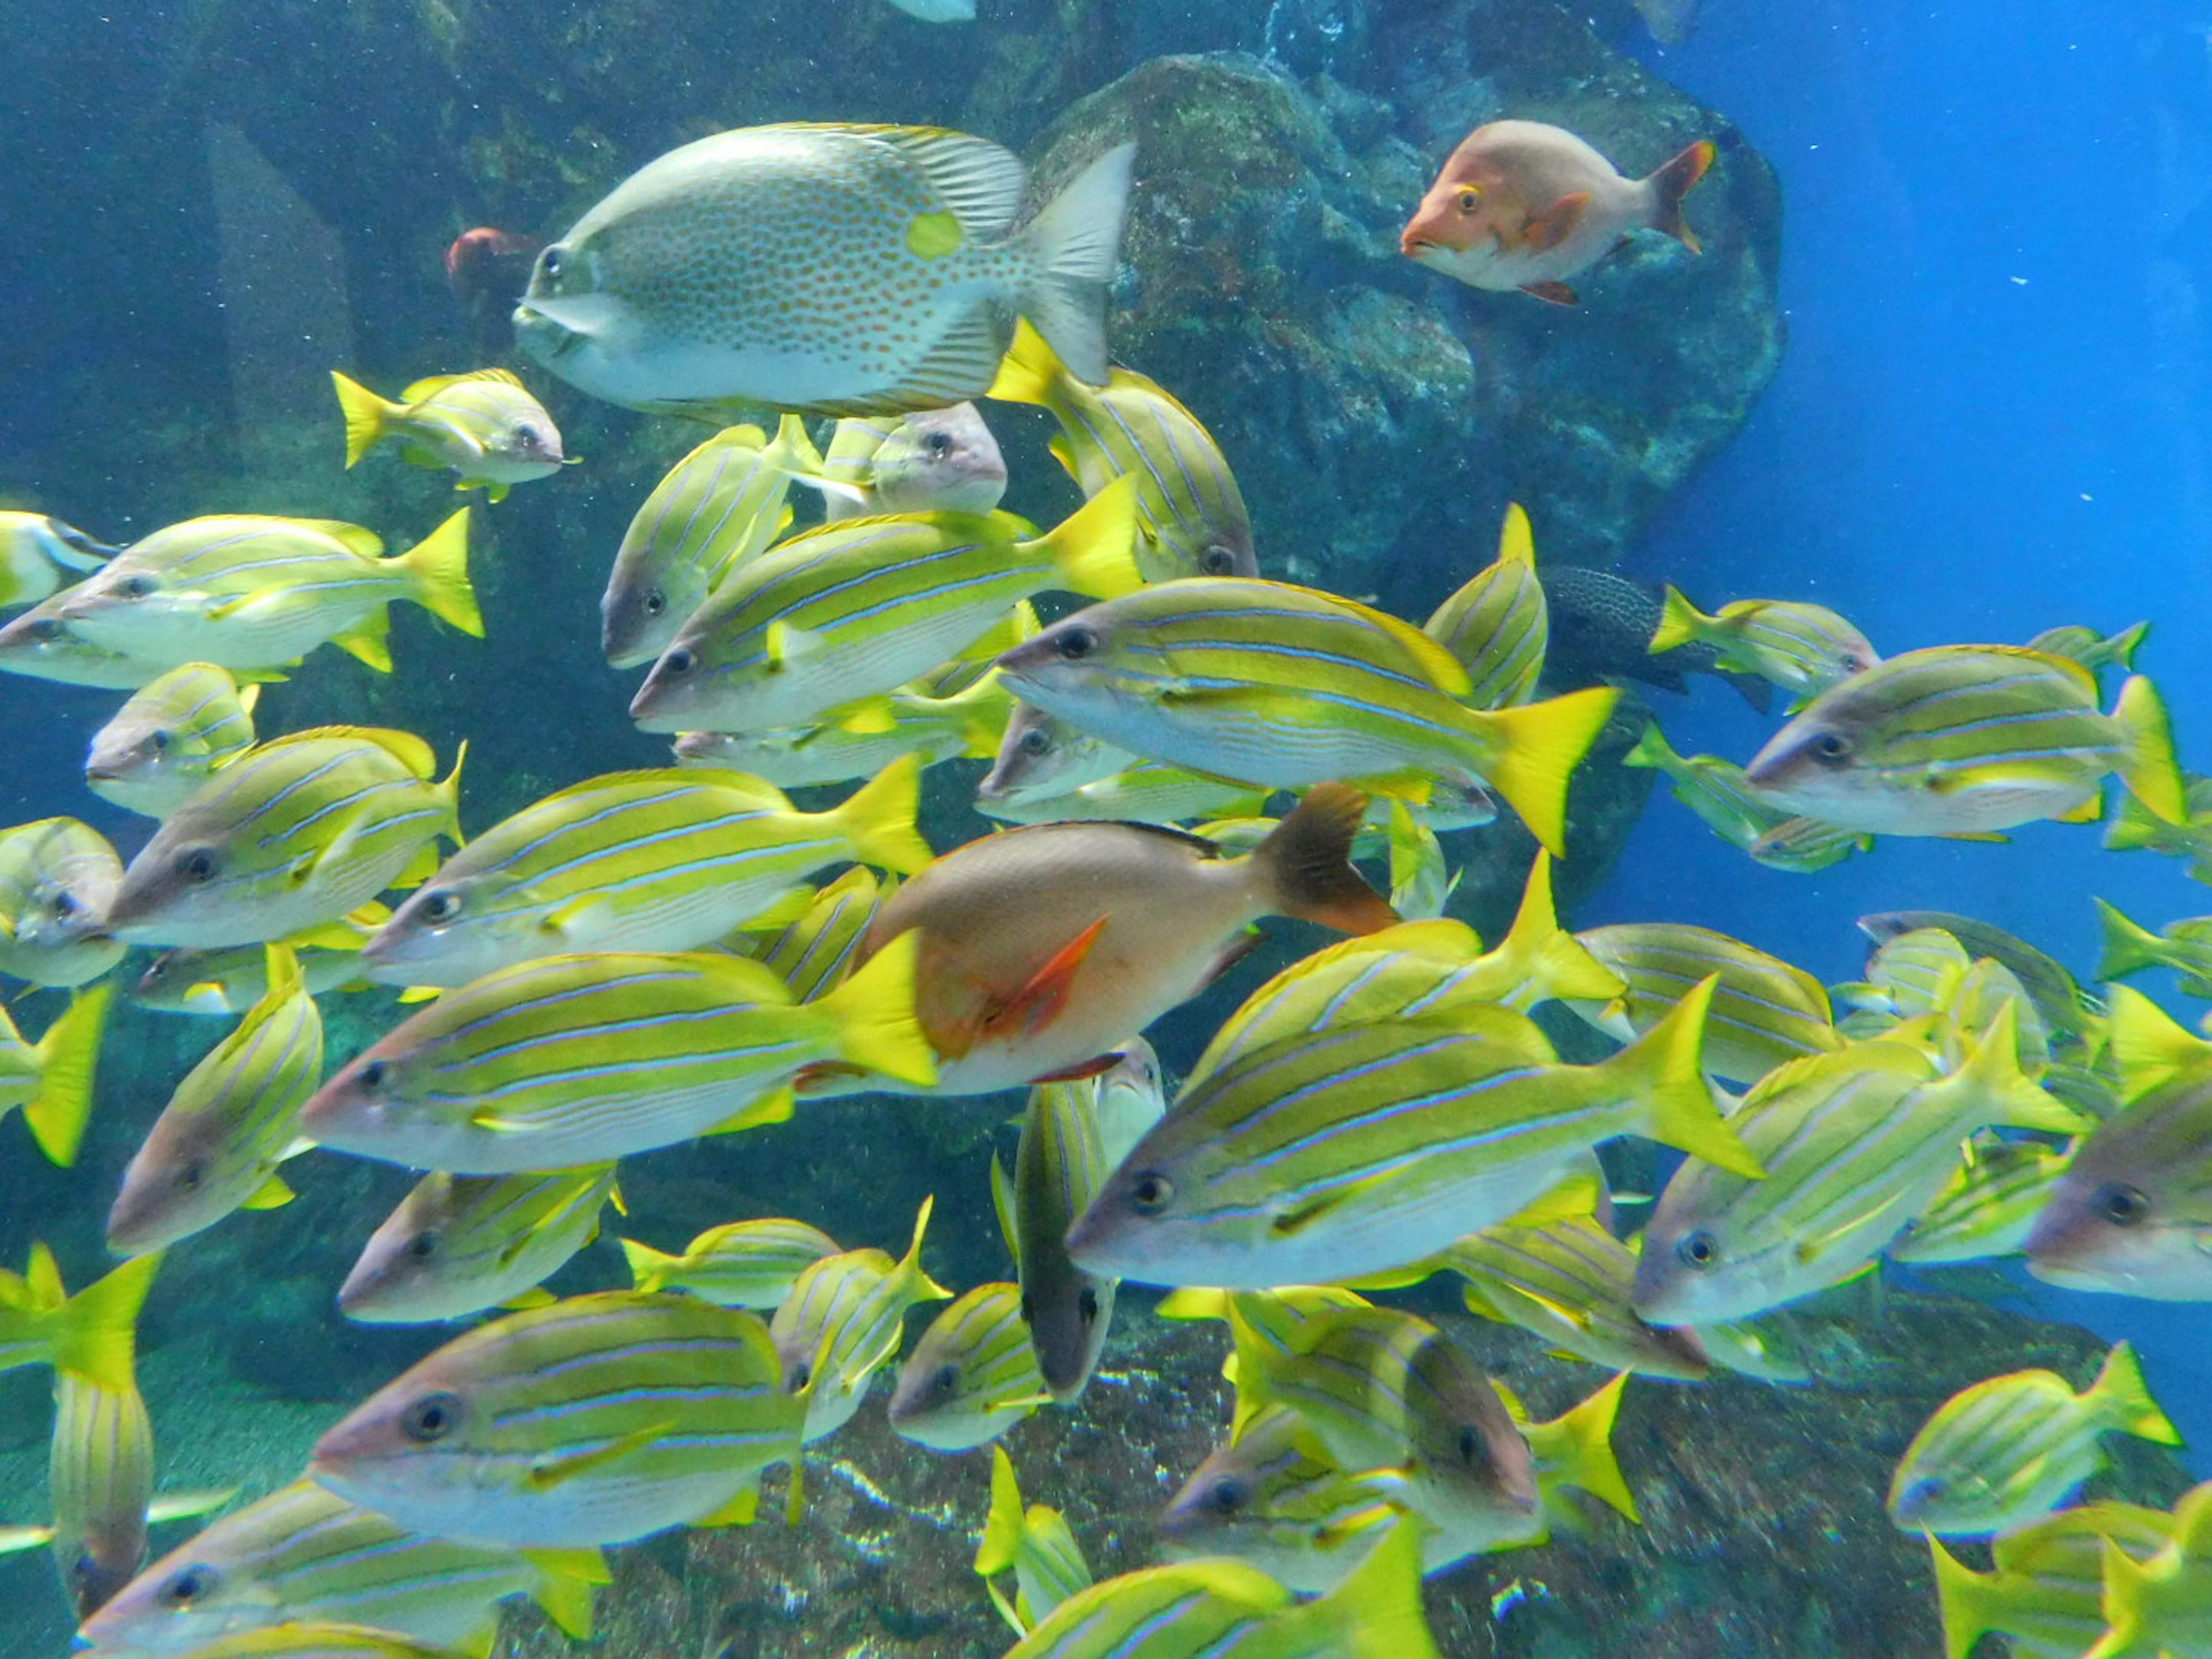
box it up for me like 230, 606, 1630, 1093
397, 507, 483, 637
1646, 139, 1718, 252
1017, 143, 1138, 387
2112, 675, 2187, 825
1595, 976, 1764, 1178
817, 931, 938, 1088
1253, 783, 1398, 935
2089, 1340, 2183, 1445
1033, 475, 1143, 600
22, 985, 111, 1169
330, 372, 399, 467
831, 755, 933, 876
1478, 685, 1620, 859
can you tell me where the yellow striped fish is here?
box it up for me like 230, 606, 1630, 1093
1930, 1500, 2173, 1659
1635, 1005, 2086, 1325
105, 728, 464, 950
298, 934, 935, 1173
723, 865, 887, 1003
331, 368, 569, 501
768, 1196, 949, 1442
620, 1215, 840, 1308
1445, 1214, 1713, 1381
79, 1478, 603, 1654
1650, 588, 1878, 698
2100, 1483, 2212, 1659
2105, 770, 2212, 879
106, 948, 321, 1255
130, 911, 384, 1016
976, 1446, 1094, 1634
2096, 897, 2212, 997
1568, 921, 1842, 1084
994, 576, 1618, 856
0, 815, 125, 987
987, 321, 1256, 582
813, 403, 1007, 520
995, 1077, 1115, 1403
0, 987, 110, 1168
1745, 645, 2186, 835
85, 664, 260, 820
1624, 721, 1870, 873
339, 1165, 622, 1324
52, 512, 480, 675
1888, 1133, 2073, 1266
1888, 1342, 2180, 1536
1423, 502, 1547, 708
0, 510, 113, 608
1070, 980, 1755, 1290
669, 672, 1008, 790
628, 483, 1142, 734
888, 1282, 1047, 1453
46, 1370, 156, 1618
600, 416, 821, 669
2024, 619, 2149, 680
0, 607, 161, 688
359, 756, 928, 987
310, 1291, 805, 1548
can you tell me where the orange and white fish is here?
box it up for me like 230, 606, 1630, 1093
1400, 120, 1716, 306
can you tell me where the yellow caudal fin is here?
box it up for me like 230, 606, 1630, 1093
46, 1252, 162, 1392
1477, 685, 1621, 858
1496, 501, 1536, 567
887, 1193, 952, 1308
1533, 1372, 1639, 1522
987, 317, 1064, 408
816, 931, 938, 1088
22, 985, 111, 1169
1290, 1518, 1441, 1659
2113, 675, 2187, 824
1486, 851, 1626, 1011
1619, 719, 1684, 774
619, 1237, 681, 1294
398, 507, 483, 637
330, 371, 399, 467
1596, 976, 1763, 1178
830, 754, 932, 876
1033, 474, 1143, 600
2093, 897, 2172, 982
1647, 585, 1709, 655
1927, 1537, 2006, 1659
2089, 1340, 2183, 1445
1950, 1001, 2089, 1137
429, 741, 468, 850
524, 1554, 601, 1640
2103, 982, 2212, 1097
975, 1444, 1027, 1577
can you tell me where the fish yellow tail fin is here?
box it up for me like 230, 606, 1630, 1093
23, 985, 112, 1169
975, 1444, 1027, 1577
1927, 1537, 2006, 1659
44, 1252, 162, 1392
1535, 1372, 1640, 1522
2113, 675, 2187, 825
831, 755, 932, 876
1496, 501, 1536, 568
1646, 139, 1717, 253
987, 319, 1064, 408
1290, 1519, 1441, 1659
2089, 1340, 2182, 1445
1016, 143, 1137, 388
433, 741, 469, 849
619, 1237, 681, 1294
2094, 897, 2174, 983
330, 371, 399, 468
1647, 585, 1710, 655
1034, 475, 1143, 600
399, 508, 484, 638
524, 1551, 603, 1640
1476, 685, 1620, 858
1595, 976, 1763, 1178
817, 931, 938, 1088
1254, 783, 1399, 935
1485, 851, 1626, 1011
889, 1194, 952, 1305
1949, 1001, 2088, 1137
1620, 719, 1685, 774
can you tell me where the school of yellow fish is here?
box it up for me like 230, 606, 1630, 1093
3, 109, 2211, 1659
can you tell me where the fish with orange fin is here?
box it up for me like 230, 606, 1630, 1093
805, 783, 1397, 1100
1401, 120, 1716, 305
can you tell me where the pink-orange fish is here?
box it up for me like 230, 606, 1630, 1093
1400, 120, 1715, 306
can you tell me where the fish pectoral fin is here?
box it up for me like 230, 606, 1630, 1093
239, 1173, 296, 1210
397, 984, 442, 1004
1023, 1054, 1123, 1084
832, 697, 900, 736
540, 893, 614, 940
1488, 1280, 1594, 1334
693, 1477, 764, 1529
1525, 191, 1593, 251
468, 1105, 545, 1134
1267, 1171, 1396, 1238
146, 1487, 240, 1525
500, 1288, 558, 1312
204, 589, 287, 623
705, 1085, 796, 1137
2055, 794, 2105, 824
289, 809, 374, 888
975, 916, 1111, 1044
524, 1420, 674, 1491
1520, 281, 1580, 305
765, 619, 828, 672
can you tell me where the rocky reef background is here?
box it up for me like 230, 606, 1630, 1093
0, 3, 2040, 1657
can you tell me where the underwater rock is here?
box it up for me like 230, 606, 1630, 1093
1025, 46, 1783, 608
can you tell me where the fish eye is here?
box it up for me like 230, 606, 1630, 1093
1054, 624, 1099, 661
1456, 1424, 1492, 1470
149, 728, 172, 752
2096, 1182, 2150, 1226
540, 247, 563, 282
70, 1550, 99, 1589
357, 1059, 390, 1092
406, 1229, 441, 1260
160, 1564, 218, 1606
931, 1362, 960, 1396
1130, 1172, 1175, 1213
1900, 1475, 1948, 1512
785, 1359, 813, 1393
1676, 1230, 1719, 1268
663, 647, 695, 676
513, 423, 540, 445
642, 590, 666, 616
27, 618, 62, 641
924, 430, 954, 458
1457, 185, 1483, 213
1200, 545, 1237, 575
50, 891, 77, 919
402, 1390, 464, 1442
1018, 726, 1052, 757
177, 1160, 204, 1192
1810, 732, 1854, 765
115, 573, 157, 599
1078, 1286, 1100, 1324
177, 847, 219, 882
1207, 1476, 1248, 1514
417, 888, 465, 925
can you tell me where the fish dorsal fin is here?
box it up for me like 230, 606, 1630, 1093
1985, 642, 2101, 698
1277, 580, 1476, 698
288, 520, 387, 559
403, 368, 527, 403
270, 724, 437, 778
881, 128, 1027, 240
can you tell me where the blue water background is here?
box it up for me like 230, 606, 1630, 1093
1598, 0, 2212, 1450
